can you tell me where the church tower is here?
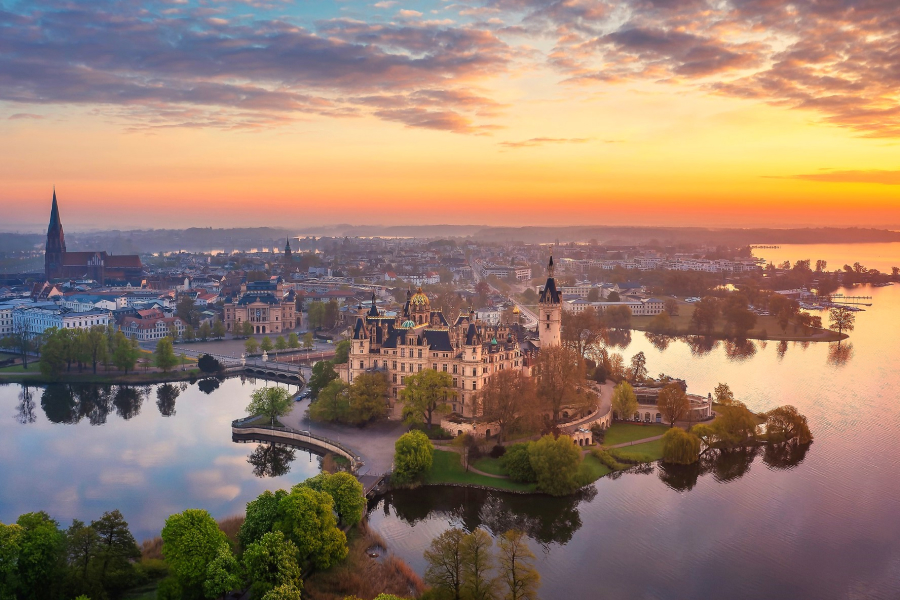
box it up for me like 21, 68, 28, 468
45, 188, 66, 280
538, 254, 561, 348
283, 237, 293, 273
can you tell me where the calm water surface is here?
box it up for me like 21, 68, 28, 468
0, 377, 317, 541
370, 282, 900, 599
3, 255, 900, 598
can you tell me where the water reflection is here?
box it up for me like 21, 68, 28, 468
155, 383, 180, 417
16, 386, 36, 424
683, 335, 719, 356
658, 443, 811, 492
724, 338, 757, 361
606, 329, 632, 349
378, 486, 597, 547
197, 377, 222, 394
113, 386, 142, 420
776, 340, 789, 359
645, 333, 671, 351
247, 443, 297, 478
827, 341, 854, 366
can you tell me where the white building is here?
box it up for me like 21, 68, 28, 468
13, 306, 111, 337
564, 297, 665, 316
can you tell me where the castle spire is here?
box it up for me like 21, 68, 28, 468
548, 253, 554, 278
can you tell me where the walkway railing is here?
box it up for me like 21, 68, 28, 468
232, 419, 362, 472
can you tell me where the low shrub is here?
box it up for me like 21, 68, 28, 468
591, 448, 627, 471
500, 443, 536, 483
489, 444, 506, 459
607, 448, 654, 464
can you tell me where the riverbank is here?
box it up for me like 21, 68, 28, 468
0, 363, 205, 385
631, 309, 847, 342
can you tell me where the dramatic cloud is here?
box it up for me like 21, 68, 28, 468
775, 170, 900, 185
499, 137, 591, 148
0, 2, 513, 132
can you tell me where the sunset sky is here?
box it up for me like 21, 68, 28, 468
1, 0, 899, 231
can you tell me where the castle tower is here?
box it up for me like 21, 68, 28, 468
45, 187, 66, 280
538, 255, 561, 348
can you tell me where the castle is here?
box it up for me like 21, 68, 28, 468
344, 256, 562, 420
223, 276, 298, 334
44, 189, 143, 284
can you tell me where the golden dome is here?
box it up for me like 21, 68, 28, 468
512, 305, 521, 314
410, 287, 430, 306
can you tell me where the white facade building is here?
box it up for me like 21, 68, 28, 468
13, 306, 111, 337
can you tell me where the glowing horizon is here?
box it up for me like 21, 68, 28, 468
2, 0, 900, 231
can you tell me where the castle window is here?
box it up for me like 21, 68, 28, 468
417, 364, 422, 372
433, 363, 438, 370
359, 361, 364, 369
442, 364, 448, 372
418, 349, 422, 358
392, 374, 397, 383
452, 364, 458, 374
401, 363, 406, 372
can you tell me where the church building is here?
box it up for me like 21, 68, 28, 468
44, 189, 143, 284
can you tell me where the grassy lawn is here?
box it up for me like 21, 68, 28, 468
472, 456, 508, 476
610, 438, 665, 462
581, 454, 612, 482
425, 450, 536, 493
631, 305, 844, 342
603, 423, 668, 446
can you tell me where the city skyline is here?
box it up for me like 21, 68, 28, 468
2, 0, 900, 229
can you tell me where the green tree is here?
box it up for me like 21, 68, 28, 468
690, 297, 719, 334
309, 380, 351, 423
15, 512, 65, 600
241, 320, 254, 338
764, 405, 813, 444
297, 472, 366, 527
242, 531, 302, 599
0, 522, 23, 600
393, 430, 434, 485
184, 324, 197, 342
275, 336, 288, 354
176, 296, 198, 327
661, 428, 701, 465
246, 386, 293, 426
203, 542, 241, 600
239, 490, 288, 550
112, 332, 139, 374
528, 435, 582, 496
288, 333, 299, 349
262, 583, 303, 600
496, 530, 540, 600
91, 509, 140, 594
714, 402, 759, 446
324, 299, 340, 328
532, 345, 589, 425
611, 381, 638, 421
307, 302, 326, 329
38, 328, 66, 379
65, 519, 99, 593
154, 337, 178, 372
604, 305, 631, 329
308, 361, 338, 398
714, 383, 734, 406
401, 369, 457, 428
303, 332, 315, 350
629, 351, 648, 382
500, 443, 537, 483
84, 326, 108, 374
829, 306, 856, 336
647, 311, 673, 334
347, 371, 389, 424
657, 383, 689, 427
212, 319, 226, 340
664, 298, 680, 317
260, 336, 273, 353
461, 528, 496, 600
333, 339, 351, 364
245, 337, 259, 355
423, 528, 466, 600
161, 509, 229, 597
273, 486, 347, 570
199, 322, 213, 341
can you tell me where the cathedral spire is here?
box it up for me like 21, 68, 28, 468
548, 253, 554, 279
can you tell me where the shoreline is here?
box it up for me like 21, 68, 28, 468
0, 367, 206, 385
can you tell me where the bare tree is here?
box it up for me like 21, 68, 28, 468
479, 370, 537, 443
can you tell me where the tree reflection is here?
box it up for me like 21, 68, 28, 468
724, 339, 757, 361
711, 446, 758, 482
658, 461, 702, 492
776, 340, 789, 360
380, 485, 595, 547
762, 441, 811, 470
606, 330, 632, 349
16, 385, 37, 424
247, 443, 296, 478
197, 377, 221, 395
41, 384, 78, 423
683, 336, 719, 357
156, 383, 180, 417
644, 333, 671, 352
113, 386, 143, 420
72, 384, 113, 425
827, 341, 854, 366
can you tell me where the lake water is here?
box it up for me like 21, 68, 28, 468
753, 241, 900, 273
369, 282, 900, 599
0, 377, 317, 541
3, 249, 900, 598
